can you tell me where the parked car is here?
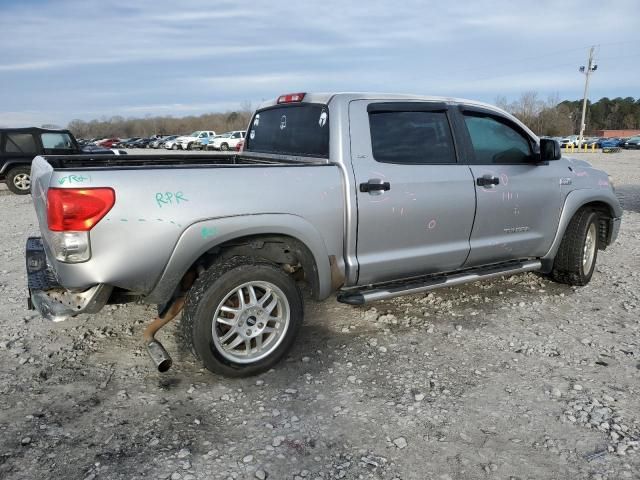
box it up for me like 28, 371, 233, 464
150, 136, 175, 149
598, 138, 622, 148
175, 131, 216, 150
96, 137, 120, 148
208, 131, 246, 151
117, 137, 141, 148
163, 136, 182, 150
128, 138, 150, 148
136, 137, 157, 149
0, 127, 120, 194
560, 135, 579, 148
25, 92, 621, 378
622, 136, 640, 149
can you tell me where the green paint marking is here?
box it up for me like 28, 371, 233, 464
58, 174, 91, 185
201, 227, 217, 239
155, 191, 189, 208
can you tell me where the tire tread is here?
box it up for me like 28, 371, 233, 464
551, 208, 597, 286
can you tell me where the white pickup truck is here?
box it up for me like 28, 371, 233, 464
175, 130, 216, 150
207, 131, 246, 151
26, 92, 622, 378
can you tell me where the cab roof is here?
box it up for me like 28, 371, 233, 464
258, 92, 537, 139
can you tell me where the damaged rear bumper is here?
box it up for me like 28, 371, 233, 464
26, 237, 112, 322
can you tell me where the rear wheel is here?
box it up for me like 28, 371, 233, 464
550, 208, 599, 286
182, 256, 303, 377
7, 166, 31, 195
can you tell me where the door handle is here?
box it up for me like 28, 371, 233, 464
476, 176, 500, 187
360, 180, 391, 193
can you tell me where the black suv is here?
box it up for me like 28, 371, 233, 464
0, 127, 119, 195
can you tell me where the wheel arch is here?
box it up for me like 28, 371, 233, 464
145, 214, 336, 306
541, 189, 622, 272
1, 159, 31, 177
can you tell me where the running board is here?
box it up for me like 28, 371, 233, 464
337, 260, 542, 305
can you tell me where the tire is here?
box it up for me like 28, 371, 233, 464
187, 142, 193, 150
7, 166, 31, 195
172, 144, 178, 150
182, 256, 304, 377
550, 209, 599, 286
220, 143, 229, 151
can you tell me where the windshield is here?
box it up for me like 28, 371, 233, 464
189, 131, 200, 137
245, 104, 329, 158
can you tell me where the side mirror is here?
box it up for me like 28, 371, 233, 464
540, 138, 561, 161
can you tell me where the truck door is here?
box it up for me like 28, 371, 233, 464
456, 107, 562, 267
349, 100, 476, 285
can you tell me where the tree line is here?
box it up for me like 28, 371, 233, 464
67, 103, 253, 139
65, 95, 640, 139
496, 93, 640, 136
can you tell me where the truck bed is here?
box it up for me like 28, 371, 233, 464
29, 154, 345, 302
41, 153, 329, 170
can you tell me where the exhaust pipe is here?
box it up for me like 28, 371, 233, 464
146, 339, 173, 372
143, 297, 185, 372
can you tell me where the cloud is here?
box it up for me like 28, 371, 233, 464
0, 0, 637, 125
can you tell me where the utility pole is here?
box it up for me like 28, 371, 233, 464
578, 46, 597, 147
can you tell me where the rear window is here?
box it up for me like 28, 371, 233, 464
245, 104, 329, 158
4, 133, 37, 154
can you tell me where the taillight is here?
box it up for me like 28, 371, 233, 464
277, 92, 306, 104
47, 188, 115, 231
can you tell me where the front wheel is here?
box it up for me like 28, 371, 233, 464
182, 256, 304, 377
7, 166, 31, 195
171, 144, 178, 150
550, 209, 599, 286
220, 143, 229, 151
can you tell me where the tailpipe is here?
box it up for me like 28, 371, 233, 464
146, 340, 172, 372
143, 297, 185, 372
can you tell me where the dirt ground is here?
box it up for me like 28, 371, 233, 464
0, 150, 639, 480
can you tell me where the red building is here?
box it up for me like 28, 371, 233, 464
591, 129, 640, 138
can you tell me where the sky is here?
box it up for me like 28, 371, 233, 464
0, 0, 638, 127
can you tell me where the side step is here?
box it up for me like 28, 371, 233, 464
337, 260, 542, 305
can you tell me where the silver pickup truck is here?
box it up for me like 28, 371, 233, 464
26, 92, 622, 377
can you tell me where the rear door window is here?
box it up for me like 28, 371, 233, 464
368, 110, 456, 164
245, 104, 329, 158
5, 133, 37, 154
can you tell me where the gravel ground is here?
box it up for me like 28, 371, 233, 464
0, 150, 639, 480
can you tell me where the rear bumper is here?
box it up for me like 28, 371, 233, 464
26, 237, 112, 322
